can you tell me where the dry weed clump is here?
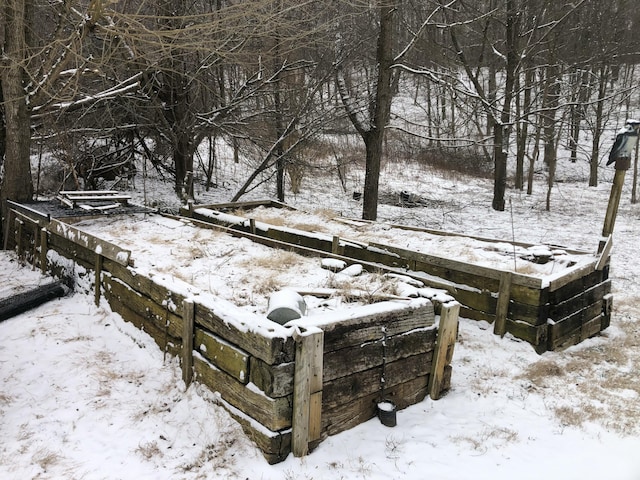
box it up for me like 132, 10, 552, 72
241, 250, 303, 272
135, 441, 163, 460
32, 447, 63, 472
518, 359, 564, 387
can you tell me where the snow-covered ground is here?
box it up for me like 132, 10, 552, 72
2, 155, 640, 479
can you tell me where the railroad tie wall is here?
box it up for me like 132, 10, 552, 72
183, 205, 611, 353
8, 207, 457, 463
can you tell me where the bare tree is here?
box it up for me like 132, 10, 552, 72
1, 0, 33, 240
336, 0, 397, 221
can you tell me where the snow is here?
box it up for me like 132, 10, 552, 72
4, 149, 640, 478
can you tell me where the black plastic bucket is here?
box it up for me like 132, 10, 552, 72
377, 401, 397, 427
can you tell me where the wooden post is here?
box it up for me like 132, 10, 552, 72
331, 235, 340, 255
249, 218, 257, 235
31, 222, 39, 269
182, 299, 195, 387
16, 218, 24, 260
429, 301, 460, 400
3, 209, 15, 251
40, 228, 48, 274
493, 271, 512, 337
94, 254, 103, 306
601, 157, 630, 250
292, 326, 324, 457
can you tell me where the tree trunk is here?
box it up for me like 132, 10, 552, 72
515, 67, 534, 190
492, 123, 507, 211
362, 2, 395, 221
274, 85, 286, 203
491, 0, 518, 211
1, 0, 34, 244
542, 64, 560, 210
590, 64, 609, 187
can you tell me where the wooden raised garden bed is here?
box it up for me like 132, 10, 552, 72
180, 200, 612, 354
5, 200, 458, 463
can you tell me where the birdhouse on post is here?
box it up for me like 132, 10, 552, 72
600, 119, 640, 250
606, 119, 640, 170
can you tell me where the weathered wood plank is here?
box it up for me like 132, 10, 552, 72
504, 319, 548, 353
101, 259, 186, 316
581, 315, 603, 341
596, 235, 612, 270
321, 375, 429, 437
102, 273, 183, 339
47, 232, 96, 271
548, 269, 609, 305
194, 327, 249, 384
40, 228, 48, 274
322, 352, 433, 411
185, 199, 289, 213
104, 257, 295, 366
292, 327, 324, 457
546, 260, 598, 292
103, 288, 181, 357
494, 272, 512, 337
510, 283, 546, 307
182, 299, 195, 387
547, 301, 604, 348
217, 398, 292, 464
374, 241, 542, 289
249, 358, 295, 398
429, 302, 459, 400
322, 327, 436, 383
94, 254, 103, 307
309, 303, 435, 353
548, 280, 611, 322
47, 218, 131, 266
385, 221, 590, 255
193, 354, 292, 432
195, 303, 294, 365
602, 294, 613, 330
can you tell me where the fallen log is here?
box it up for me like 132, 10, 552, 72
0, 281, 69, 321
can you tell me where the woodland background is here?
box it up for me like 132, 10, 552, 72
1, 0, 640, 225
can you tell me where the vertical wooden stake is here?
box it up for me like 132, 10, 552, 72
3, 209, 15, 251
94, 254, 103, 307
249, 218, 257, 235
493, 271, 512, 337
429, 301, 460, 400
292, 326, 324, 457
331, 236, 340, 255
16, 218, 24, 260
182, 299, 195, 387
31, 222, 39, 270
40, 228, 48, 274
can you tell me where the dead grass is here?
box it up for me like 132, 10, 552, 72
251, 275, 282, 296
518, 359, 564, 387
516, 313, 640, 436
32, 447, 62, 472
240, 250, 303, 272
451, 426, 518, 453
135, 441, 163, 460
